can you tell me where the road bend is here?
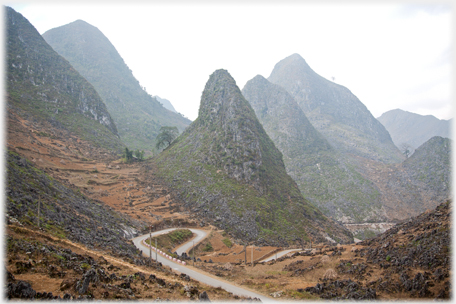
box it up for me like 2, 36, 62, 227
131, 228, 275, 302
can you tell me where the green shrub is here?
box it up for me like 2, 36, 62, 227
222, 238, 232, 248
202, 242, 213, 252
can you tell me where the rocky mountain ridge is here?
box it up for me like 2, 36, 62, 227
152, 69, 353, 246
42, 19, 191, 153
304, 200, 451, 300
268, 53, 403, 164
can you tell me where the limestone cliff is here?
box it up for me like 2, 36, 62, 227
153, 69, 353, 246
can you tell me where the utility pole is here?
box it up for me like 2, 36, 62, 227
37, 196, 40, 229
149, 226, 152, 266
192, 241, 195, 267
155, 237, 158, 263
244, 243, 247, 265
251, 245, 254, 267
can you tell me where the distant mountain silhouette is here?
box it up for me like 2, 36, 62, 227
377, 109, 452, 153
154, 96, 177, 113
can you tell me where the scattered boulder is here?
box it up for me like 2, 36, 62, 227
199, 291, 211, 302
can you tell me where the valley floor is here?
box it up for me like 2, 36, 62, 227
5, 108, 451, 301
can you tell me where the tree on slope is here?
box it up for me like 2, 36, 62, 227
156, 126, 179, 150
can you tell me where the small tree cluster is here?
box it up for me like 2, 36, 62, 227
134, 149, 145, 160
124, 147, 145, 163
124, 147, 133, 163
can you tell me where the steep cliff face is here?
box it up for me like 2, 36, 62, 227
377, 109, 452, 152
153, 69, 353, 246
6, 7, 123, 151
242, 75, 386, 223
43, 20, 191, 152
268, 53, 403, 164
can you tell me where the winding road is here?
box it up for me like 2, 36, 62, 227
132, 228, 275, 302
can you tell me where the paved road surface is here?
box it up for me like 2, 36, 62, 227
260, 249, 301, 263
132, 229, 275, 302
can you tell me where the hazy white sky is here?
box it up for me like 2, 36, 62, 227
5, 1, 454, 121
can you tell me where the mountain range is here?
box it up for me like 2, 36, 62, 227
242, 54, 451, 226
5, 6, 452, 301
5, 4, 451, 244
42, 20, 191, 153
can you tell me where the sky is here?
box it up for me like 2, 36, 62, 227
4, 1, 454, 121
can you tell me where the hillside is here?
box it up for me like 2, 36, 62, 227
268, 53, 403, 164
385, 136, 451, 219
42, 20, 191, 153
242, 75, 386, 223
352, 136, 451, 224
151, 69, 353, 246
6, 7, 123, 153
377, 109, 452, 152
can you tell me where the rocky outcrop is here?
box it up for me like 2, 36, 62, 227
152, 69, 353, 246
